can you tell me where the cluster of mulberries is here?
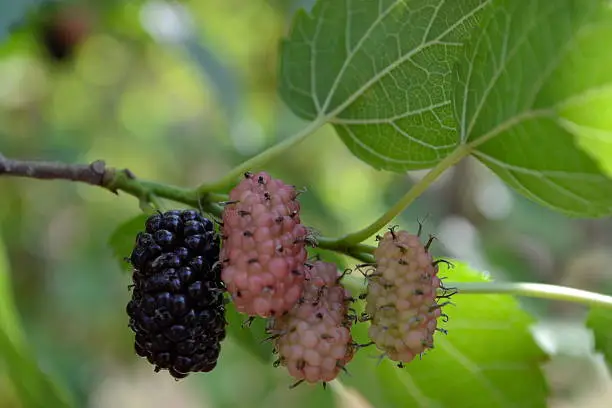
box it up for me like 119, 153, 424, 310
364, 229, 443, 363
220, 172, 308, 317
124, 172, 450, 385
267, 261, 355, 385
127, 210, 226, 379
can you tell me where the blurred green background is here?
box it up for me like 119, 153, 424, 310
1, 1, 612, 407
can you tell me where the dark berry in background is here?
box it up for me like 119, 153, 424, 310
127, 209, 226, 379
37, 6, 92, 63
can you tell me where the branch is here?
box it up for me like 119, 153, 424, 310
0, 155, 214, 211
5, 156, 612, 311
0, 156, 109, 185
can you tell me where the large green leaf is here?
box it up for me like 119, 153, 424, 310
456, 0, 612, 217
343, 261, 548, 408
586, 306, 612, 372
0, 235, 73, 407
279, 0, 489, 171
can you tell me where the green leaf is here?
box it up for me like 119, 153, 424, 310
0, 233, 23, 346
225, 302, 274, 363
586, 306, 612, 372
456, 0, 612, 217
0, 331, 73, 408
0, 235, 73, 408
108, 214, 148, 272
280, 0, 489, 171
344, 261, 548, 408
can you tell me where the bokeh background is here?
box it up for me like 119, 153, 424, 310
1, 1, 612, 407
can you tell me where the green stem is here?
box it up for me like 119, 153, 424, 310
106, 171, 199, 207
330, 145, 471, 246
345, 251, 375, 264
454, 282, 612, 309
104, 171, 229, 217
316, 238, 375, 254
341, 275, 612, 310
140, 193, 164, 213
208, 192, 230, 202
197, 118, 325, 193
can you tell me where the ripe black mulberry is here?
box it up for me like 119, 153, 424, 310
126, 209, 226, 379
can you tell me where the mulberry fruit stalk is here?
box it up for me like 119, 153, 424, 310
126, 209, 226, 379
268, 261, 355, 385
365, 229, 442, 363
220, 172, 308, 317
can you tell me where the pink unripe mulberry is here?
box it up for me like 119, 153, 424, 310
365, 229, 442, 363
269, 261, 355, 385
220, 172, 308, 317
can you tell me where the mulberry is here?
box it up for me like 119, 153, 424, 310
268, 261, 354, 385
127, 209, 226, 379
220, 172, 308, 317
364, 229, 443, 364
38, 6, 91, 63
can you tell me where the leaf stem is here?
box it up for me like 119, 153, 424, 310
316, 238, 375, 254
341, 275, 612, 310
454, 282, 612, 309
345, 251, 375, 265
329, 144, 472, 246
197, 118, 325, 193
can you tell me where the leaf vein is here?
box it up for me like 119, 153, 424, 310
331, 100, 452, 124
438, 340, 507, 404
465, 6, 542, 139
473, 150, 608, 181
339, 124, 440, 165
310, 1, 328, 113
389, 122, 450, 151
325, 1, 491, 119
320, 0, 402, 112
